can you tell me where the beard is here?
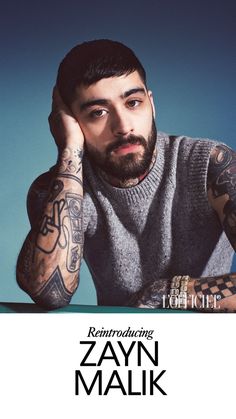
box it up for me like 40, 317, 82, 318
85, 118, 157, 182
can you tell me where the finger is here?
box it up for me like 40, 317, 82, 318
58, 199, 65, 214
52, 201, 61, 227
52, 85, 69, 113
52, 85, 62, 103
40, 215, 49, 235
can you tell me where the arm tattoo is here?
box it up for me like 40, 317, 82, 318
208, 145, 236, 249
36, 193, 83, 272
66, 193, 83, 243
194, 274, 236, 311
223, 200, 236, 249
58, 147, 83, 176
48, 180, 64, 202
65, 193, 83, 272
57, 146, 83, 185
17, 146, 83, 306
128, 279, 171, 308
32, 267, 74, 310
36, 199, 66, 253
208, 145, 236, 199
16, 237, 35, 291
58, 173, 82, 186
17, 235, 60, 295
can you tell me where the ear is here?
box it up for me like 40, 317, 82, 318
148, 90, 156, 119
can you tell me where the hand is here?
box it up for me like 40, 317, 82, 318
128, 279, 171, 309
48, 86, 84, 149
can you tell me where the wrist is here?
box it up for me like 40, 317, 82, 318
128, 278, 171, 309
62, 137, 84, 148
168, 275, 191, 310
57, 145, 83, 177
58, 143, 84, 157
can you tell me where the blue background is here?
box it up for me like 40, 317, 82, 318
1, 0, 235, 304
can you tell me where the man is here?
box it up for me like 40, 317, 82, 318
16, 39, 236, 311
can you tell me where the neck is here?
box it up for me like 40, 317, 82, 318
98, 148, 157, 188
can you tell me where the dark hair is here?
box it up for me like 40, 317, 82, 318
56, 39, 146, 106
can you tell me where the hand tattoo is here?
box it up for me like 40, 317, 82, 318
128, 279, 171, 308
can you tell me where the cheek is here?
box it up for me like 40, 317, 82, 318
81, 120, 109, 140
80, 120, 111, 151
82, 129, 107, 153
135, 110, 153, 135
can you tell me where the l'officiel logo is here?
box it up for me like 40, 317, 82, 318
162, 294, 221, 310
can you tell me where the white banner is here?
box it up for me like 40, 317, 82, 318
0, 313, 235, 418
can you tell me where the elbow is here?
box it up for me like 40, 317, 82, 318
31, 293, 72, 311
16, 264, 75, 311
31, 269, 75, 311
16, 263, 30, 295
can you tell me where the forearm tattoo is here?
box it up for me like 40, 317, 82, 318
57, 146, 83, 185
129, 279, 171, 308
194, 273, 236, 311
208, 145, 236, 249
48, 179, 64, 202
58, 147, 83, 174
36, 190, 83, 271
36, 199, 66, 253
65, 193, 83, 272
57, 146, 83, 186
58, 173, 82, 186
32, 267, 74, 310
16, 237, 35, 291
17, 145, 83, 306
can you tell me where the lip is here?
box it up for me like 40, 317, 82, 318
113, 143, 142, 156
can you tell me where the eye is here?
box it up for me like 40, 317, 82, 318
127, 99, 142, 108
89, 109, 108, 119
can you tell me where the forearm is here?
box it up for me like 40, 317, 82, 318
128, 273, 236, 312
187, 272, 236, 312
16, 144, 83, 309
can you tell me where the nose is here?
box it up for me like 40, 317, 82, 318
111, 109, 134, 137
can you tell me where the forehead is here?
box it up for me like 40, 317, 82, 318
74, 70, 146, 103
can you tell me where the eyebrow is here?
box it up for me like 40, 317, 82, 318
79, 87, 146, 112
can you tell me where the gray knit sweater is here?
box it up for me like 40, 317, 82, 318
82, 132, 234, 306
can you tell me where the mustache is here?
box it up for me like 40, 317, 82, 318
106, 135, 146, 154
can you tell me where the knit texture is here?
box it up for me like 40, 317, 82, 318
82, 132, 234, 306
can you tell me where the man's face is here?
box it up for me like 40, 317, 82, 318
71, 70, 157, 180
